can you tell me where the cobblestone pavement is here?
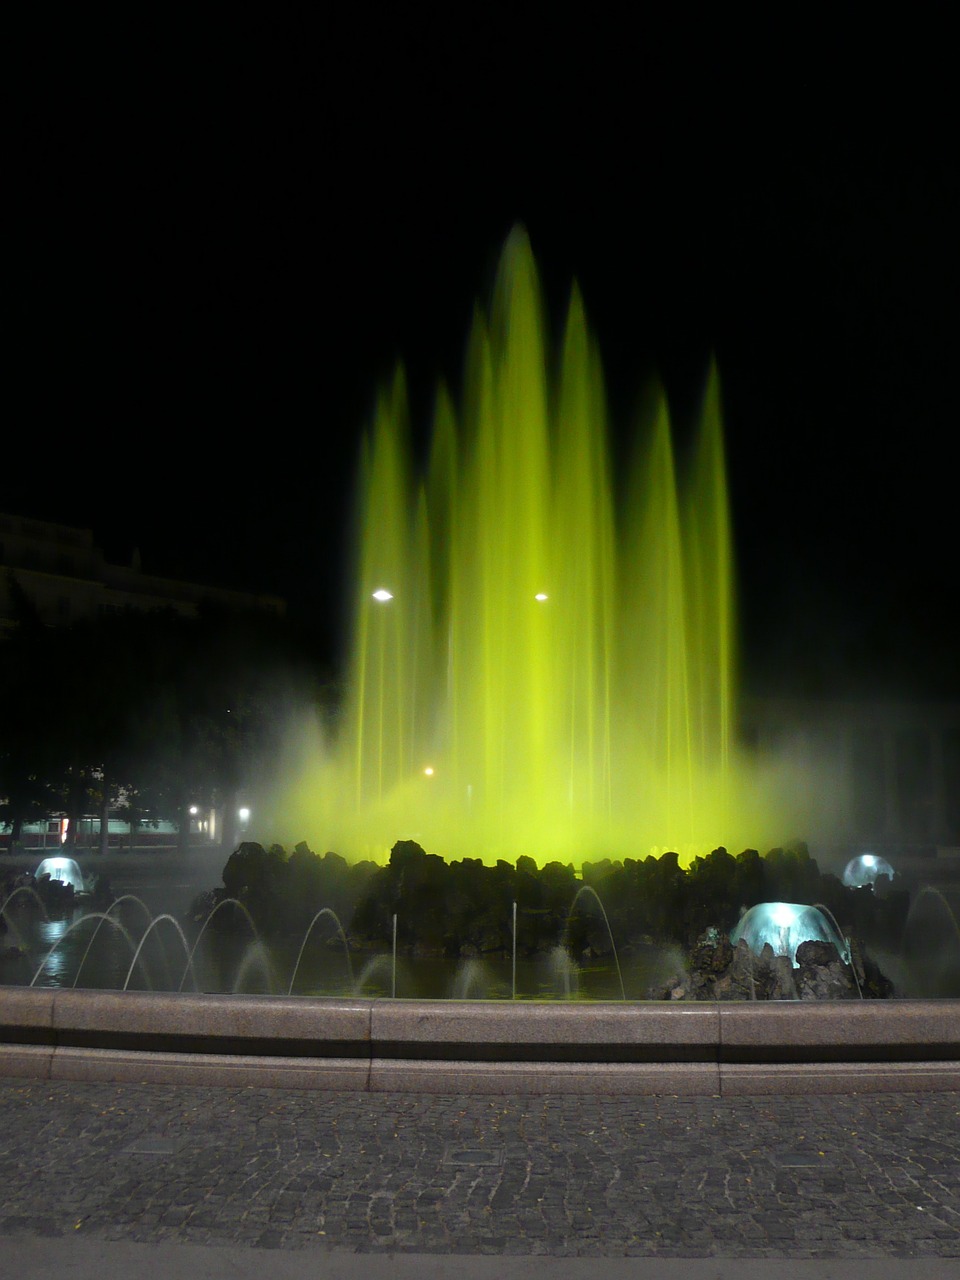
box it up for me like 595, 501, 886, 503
1, 1081, 960, 1265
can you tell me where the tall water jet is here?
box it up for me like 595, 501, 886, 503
266, 228, 787, 864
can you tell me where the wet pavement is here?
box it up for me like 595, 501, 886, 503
1, 1079, 960, 1276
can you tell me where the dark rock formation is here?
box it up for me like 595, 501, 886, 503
649, 926, 893, 1000
197, 840, 900, 995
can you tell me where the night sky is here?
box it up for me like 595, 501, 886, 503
7, 10, 959, 696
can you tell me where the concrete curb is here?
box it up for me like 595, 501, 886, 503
2, 987, 960, 1093
3, 1238, 958, 1280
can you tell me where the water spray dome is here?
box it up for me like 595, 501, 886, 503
35, 856, 87, 894
730, 902, 849, 968
843, 853, 895, 889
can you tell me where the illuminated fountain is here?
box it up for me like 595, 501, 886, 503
731, 902, 850, 967
263, 228, 792, 866
843, 853, 895, 889
8, 237, 915, 1011
35, 857, 88, 895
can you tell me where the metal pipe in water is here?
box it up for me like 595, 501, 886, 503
512, 901, 517, 1000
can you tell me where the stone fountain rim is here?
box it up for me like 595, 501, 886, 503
2, 986, 960, 1096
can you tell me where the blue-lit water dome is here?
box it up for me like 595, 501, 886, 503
730, 902, 850, 968
35, 856, 87, 894
843, 853, 895, 889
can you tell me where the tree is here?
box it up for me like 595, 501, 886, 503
1, 595, 326, 853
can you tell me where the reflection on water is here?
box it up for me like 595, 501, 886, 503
35, 919, 71, 985
3, 901, 670, 999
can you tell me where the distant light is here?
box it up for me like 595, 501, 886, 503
372, 589, 394, 602
535, 592, 548, 602
843, 853, 894, 888
423, 766, 435, 777
189, 805, 198, 816
238, 807, 251, 822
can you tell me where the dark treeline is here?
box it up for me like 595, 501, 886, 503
0, 587, 331, 854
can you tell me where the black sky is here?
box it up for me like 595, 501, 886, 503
7, 9, 959, 696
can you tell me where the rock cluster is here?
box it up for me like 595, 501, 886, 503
649, 927, 894, 1000
196, 839, 903, 994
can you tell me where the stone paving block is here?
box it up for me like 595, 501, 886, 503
0, 1044, 53, 1080
0, 986, 55, 1037
3, 1059, 960, 1262
369, 1058, 721, 1094
50, 989, 373, 1054
721, 1059, 960, 1094
48, 1046, 371, 1089
719, 1000, 960, 1060
370, 1000, 719, 1057
5, 991, 960, 1097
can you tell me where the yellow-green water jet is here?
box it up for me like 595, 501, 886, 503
266, 229, 793, 865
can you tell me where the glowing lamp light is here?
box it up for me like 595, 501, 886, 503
843, 853, 895, 889
35, 857, 86, 894
189, 805, 198, 816
238, 807, 251, 822
372, 589, 394, 602
730, 902, 849, 967
423, 766, 435, 777
534, 592, 548, 601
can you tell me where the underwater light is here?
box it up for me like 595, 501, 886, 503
730, 902, 850, 967
843, 853, 895, 889
34, 857, 87, 893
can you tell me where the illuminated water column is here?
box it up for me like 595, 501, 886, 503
685, 363, 736, 780
278, 226, 753, 864
552, 285, 616, 826
447, 234, 554, 847
343, 371, 430, 809
617, 393, 693, 848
